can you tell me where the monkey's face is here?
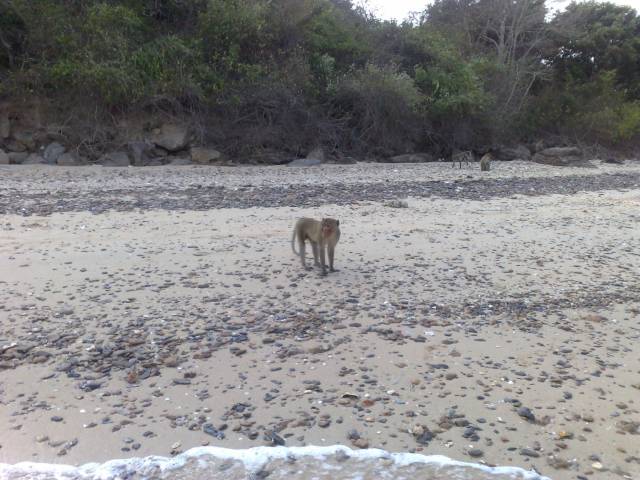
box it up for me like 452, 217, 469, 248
321, 218, 339, 238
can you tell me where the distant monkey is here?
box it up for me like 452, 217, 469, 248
452, 150, 473, 169
480, 153, 492, 171
291, 217, 341, 274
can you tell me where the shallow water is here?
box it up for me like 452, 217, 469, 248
0, 446, 549, 480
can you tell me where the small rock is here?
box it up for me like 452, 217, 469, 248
517, 407, 535, 422
520, 448, 540, 458
352, 438, 369, 449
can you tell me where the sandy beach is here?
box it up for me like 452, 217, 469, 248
1, 161, 639, 479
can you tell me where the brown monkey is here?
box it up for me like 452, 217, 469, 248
480, 153, 492, 171
291, 217, 341, 274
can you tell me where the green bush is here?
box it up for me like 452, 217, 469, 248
330, 63, 423, 155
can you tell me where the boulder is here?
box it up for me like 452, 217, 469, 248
127, 141, 153, 166
8, 152, 28, 164
57, 152, 87, 166
532, 147, 583, 166
0, 149, 9, 164
493, 144, 531, 161
98, 151, 130, 167
190, 146, 222, 164
387, 153, 435, 163
43, 142, 66, 164
150, 124, 190, 152
23, 153, 47, 165
306, 147, 325, 162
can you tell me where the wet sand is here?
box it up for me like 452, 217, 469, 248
1, 161, 639, 479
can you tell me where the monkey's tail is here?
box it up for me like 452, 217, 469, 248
291, 229, 299, 256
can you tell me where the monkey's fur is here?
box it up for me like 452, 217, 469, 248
480, 153, 492, 171
291, 217, 341, 274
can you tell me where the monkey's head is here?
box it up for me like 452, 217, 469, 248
321, 218, 339, 237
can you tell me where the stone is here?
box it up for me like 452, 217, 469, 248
493, 144, 531, 161
532, 147, 583, 166
520, 448, 540, 458
57, 152, 87, 166
384, 200, 408, 208
43, 142, 66, 164
190, 147, 222, 165
8, 152, 28, 164
387, 153, 434, 163
23, 154, 47, 165
517, 406, 536, 422
0, 149, 9, 164
99, 151, 130, 167
468, 448, 484, 458
150, 124, 190, 152
352, 438, 369, 449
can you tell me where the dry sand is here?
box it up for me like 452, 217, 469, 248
1, 161, 639, 479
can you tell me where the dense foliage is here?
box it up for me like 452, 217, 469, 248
1, 0, 638, 157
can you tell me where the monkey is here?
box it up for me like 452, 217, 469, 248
452, 150, 473, 169
480, 152, 492, 171
291, 217, 340, 274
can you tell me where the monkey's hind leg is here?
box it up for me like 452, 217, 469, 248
298, 237, 308, 269
311, 242, 320, 267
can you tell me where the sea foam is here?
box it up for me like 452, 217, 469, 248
0, 445, 551, 480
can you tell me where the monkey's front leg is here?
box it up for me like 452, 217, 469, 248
328, 246, 337, 272
319, 243, 328, 275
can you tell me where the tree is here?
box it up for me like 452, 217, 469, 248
548, 1, 640, 99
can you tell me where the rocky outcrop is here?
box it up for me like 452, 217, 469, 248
0, 149, 9, 164
190, 147, 222, 164
532, 147, 583, 166
387, 153, 435, 163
